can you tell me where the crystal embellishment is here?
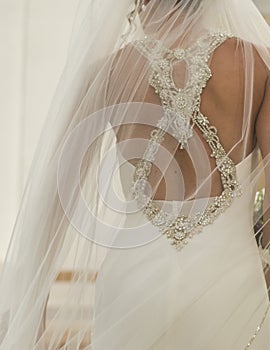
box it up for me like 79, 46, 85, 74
131, 32, 242, 251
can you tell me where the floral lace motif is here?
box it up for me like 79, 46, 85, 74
131, 32, 242, 251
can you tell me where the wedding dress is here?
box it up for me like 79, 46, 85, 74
91, 31, 270, 349
0, 1, 270, 349
92, 151, 270, 350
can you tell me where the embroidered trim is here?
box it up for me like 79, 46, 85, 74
132, 32, 231, 149
131, 32, 242, 251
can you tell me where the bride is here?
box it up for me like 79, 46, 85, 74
0, 0, 270, 349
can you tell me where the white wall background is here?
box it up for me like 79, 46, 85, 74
0, 0, 79, 261
0, 0, 269, 263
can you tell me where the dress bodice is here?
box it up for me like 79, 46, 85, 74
118, 32, 254, 251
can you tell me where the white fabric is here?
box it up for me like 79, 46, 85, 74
92, 147, 270, 349
0, 1, 269, 349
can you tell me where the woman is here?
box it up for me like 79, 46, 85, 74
0, 0, 270, 349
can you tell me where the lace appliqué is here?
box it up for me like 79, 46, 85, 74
131, 32, 242, 251
133, 32, 228, 149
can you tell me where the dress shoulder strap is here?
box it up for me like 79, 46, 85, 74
132, 32, 232, 149
132, 31, 231, 64
131, 32, 242, 251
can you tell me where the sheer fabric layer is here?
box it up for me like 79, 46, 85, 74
0, 0, 269, 349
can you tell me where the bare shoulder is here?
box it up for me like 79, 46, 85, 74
209, 37, 269, 101
112, 42, 143, 67
212, 36, 269, 79
214, 36, 241, 56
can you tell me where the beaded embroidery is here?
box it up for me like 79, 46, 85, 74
131, 32, 242, 251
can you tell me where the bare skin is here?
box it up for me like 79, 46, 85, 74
113, 38, 268, 198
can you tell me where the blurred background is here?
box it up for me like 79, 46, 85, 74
0, 0, 79, 261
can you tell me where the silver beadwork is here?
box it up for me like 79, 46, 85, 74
131, 32, 243, 251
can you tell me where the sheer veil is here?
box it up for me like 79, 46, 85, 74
0, 0, 270, 349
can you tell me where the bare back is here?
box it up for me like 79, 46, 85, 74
109, 35, 269, 200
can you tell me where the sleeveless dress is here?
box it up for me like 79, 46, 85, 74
91, 32, 270, 349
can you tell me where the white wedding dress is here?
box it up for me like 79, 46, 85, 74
92, 147, 270, 350
90, 32, 270, 349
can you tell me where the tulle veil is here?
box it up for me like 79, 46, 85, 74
0, 0, 270, 348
